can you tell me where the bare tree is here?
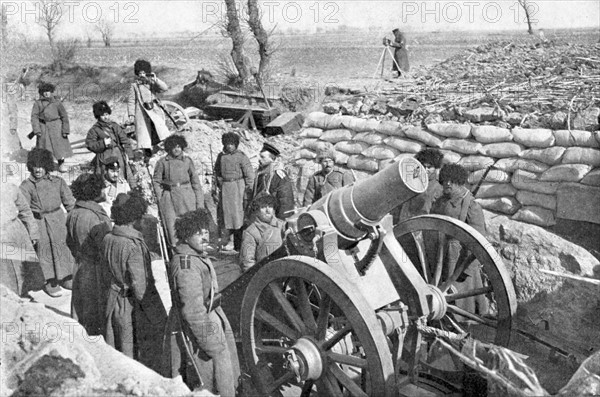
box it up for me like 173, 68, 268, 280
246, 0, 277, 81
36, 0, 63, 49
223, 0, 249, 83
95, 17, 115, 47
517, 0, 534, 35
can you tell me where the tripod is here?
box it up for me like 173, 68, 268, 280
372, 44, 403, 80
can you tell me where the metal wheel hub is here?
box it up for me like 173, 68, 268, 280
427, 284, 448, 321
287, 337, 323, 381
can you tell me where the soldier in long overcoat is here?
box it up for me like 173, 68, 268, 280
240, 195, 285, 272
31, 82, 73, 172
66, 173, 112, 336
153, 135, 204, 247
170, 210, 239, 395
86, 101, 135, 187
214, 133, 254, 251
251, 143, 295, 220
430, 164, 488, 319
303, 148, 354, 206
102, 192, 168, 374
1, 183, 40, 296
20, 148, 75, 296
390, 28, 410, 76
127, 59, 170, 152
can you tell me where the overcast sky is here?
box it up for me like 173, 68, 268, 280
5, 0, 599, 39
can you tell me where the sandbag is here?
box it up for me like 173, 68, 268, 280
553, 130, 600, 148
376, 120, 404, 136
384, 137, 423, 153
353, 132, 386, 145
347, 154, 379, 173
519, 146, 565, 165
302, 139, 332, 152
539, 164, 592, 182
342, 117, 380, 133
335, 151, 349, 165
512, 169, 560, 195
334, 140, 370, 155
512, 127, 555, 148
304, 112, 330, 128
296, 148, 317, 159
427, 123, 471, 139
512, 206, 556, 227
475, 183, 517, 198
439, 150, 462, 164
468, 168, 511, 184
299, 127, 323, 138
561, 147, 600, 167
494, 157, 549, 173
479, 142, 525, 158
441, 139, 482, 155
362, 145, 400, 160
458, 155, 495, 171
475, 197, 520, 215
320, 129, 354, 143
516, 190, 557, 210
471, 125, 513, 143
378, 153, 416, 170
580, 168, 600, 186
403, 127, 443, 147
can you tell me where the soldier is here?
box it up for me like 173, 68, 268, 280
86, 101, 136, 187
390, 28, 410, 76
100, 157, 131, 219
392, 148, 444, 224
153, 135, 205, 247
170, 209, 239, 395
214, 132, 254, 252
1, 183, 40, 296
431, 164, 488, 319
303, 147, 354, 206
31, 82, 72, 173
251, 142, 295, 220
20, 148, 76, 297
102, 192, 167, 373
240, 195, 286, 272
66, 173, 112, 336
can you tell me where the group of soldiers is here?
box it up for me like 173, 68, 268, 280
1, 55, 489, 395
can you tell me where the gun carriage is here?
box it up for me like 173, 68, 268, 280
221, 158, 517, 396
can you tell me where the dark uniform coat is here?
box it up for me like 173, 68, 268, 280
86, 120, 135, 186
102, 225, 167, 373
240, 217, 285, 272
391, 32, 410, 73
20, 175, 75, 282
66, 200, 112, 336
170, 244, 239, 395
393, 179, 443, 224
303, 167, 354, 206
431, 188, 488, 317
31, 97, 73, 160
153, 154, 204, 246
1, 184, 40, 295
127, 79, 170, 149
252, 163, 295, 219
215, 150, 255, 230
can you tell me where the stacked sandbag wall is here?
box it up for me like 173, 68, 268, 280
295, 112, 600, 227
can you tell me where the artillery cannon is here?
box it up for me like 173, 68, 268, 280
222, 158, 517, 396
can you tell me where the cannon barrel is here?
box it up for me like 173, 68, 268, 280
302, 158, 428, 241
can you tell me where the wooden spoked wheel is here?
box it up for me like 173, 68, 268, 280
240, 256, 395, 397
394, 215, 517, 389
161, 100, 189, 132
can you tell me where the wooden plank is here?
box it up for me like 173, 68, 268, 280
263, 112, 304, 136
218, 90, 280, 101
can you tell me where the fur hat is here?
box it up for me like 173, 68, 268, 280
317, 147, 336, 161
111, 192, 148, 225
134, 59, 152, 76
71, 173, 105, 201
222, 132, 240, 147
93, 101, 112, 119
439, 164, 469, 186
175, 209, 211, 242
26, 148, 55, 172
415, 148, 444, 169
249, 194, 277, 214
164, 134, 188, 152
38, 82, 55, 95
